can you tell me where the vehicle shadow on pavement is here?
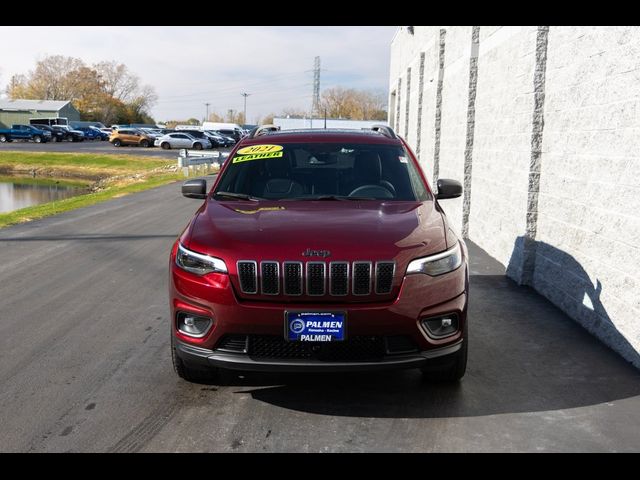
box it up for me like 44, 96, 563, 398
220, 241, 640, 419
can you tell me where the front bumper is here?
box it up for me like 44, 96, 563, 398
175, 338, 463, 373
170, 241, 469, 372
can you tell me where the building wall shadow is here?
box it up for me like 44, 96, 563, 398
506, 235, 640, 369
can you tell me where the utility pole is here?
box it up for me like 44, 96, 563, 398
311, 56, 321, 125
205, 102, 210, 122
241, 93, 251, 125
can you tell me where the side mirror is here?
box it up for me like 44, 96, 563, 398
182, 179, 207, 199
436, 179, 463, 199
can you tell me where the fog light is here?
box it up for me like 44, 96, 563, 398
421, 314, 459, 339
176, 312, 213, 338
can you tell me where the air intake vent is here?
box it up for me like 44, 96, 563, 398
330, 262, 349, 296
306, 262, 326, 296
375, 262, 395, 294
283, 262, 302, 295
237, 261, 257, 294
352, 262, 372, 295
216, 335, 248, 353
260, 261, 279, 295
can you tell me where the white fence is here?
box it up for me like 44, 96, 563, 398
177, 149, 229, 176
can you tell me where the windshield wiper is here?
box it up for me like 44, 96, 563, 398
285, 195, 377, 201
213, 191, 262, 201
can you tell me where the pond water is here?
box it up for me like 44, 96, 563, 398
0, 178, 86, 214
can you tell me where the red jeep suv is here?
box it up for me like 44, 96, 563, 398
170, 126, 468, 382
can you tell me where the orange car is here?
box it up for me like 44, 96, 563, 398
109, 129, 154, 148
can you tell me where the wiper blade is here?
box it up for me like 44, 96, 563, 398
286, 195, 376, 201
213, 191, 262, 201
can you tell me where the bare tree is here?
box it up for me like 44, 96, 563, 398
94, 61, 140, 102
320, 87, 387, 120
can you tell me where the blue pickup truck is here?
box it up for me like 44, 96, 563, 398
0, 124, 51, 143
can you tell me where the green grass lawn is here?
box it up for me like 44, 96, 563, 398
0, 152, 190, 228
0, 151, 172, 178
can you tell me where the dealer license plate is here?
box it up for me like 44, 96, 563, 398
285, 311, 346, 342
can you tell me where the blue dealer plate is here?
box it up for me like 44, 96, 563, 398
285, 312, 346, 342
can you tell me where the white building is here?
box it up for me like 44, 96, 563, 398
390, 26, 640, 367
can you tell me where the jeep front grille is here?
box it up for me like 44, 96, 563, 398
237, 261, 257, 294
260, 261, 279, 295
236, 260, 395, 296
352, 262, 372, 295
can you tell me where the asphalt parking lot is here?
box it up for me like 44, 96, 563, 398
0, 139, 230, 159
0, 180, 638, 452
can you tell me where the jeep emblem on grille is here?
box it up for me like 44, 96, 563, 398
302, 248, 331, 258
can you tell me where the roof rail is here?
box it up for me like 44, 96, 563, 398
369, 124, 397, 139
248, 124, 280, 139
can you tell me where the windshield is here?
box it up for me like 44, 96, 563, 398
214, 142, 430, 201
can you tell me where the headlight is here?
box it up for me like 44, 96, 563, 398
406, 242, 462, 276
176, 243, 227, 275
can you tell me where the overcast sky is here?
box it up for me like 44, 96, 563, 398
0, 26, 397, 123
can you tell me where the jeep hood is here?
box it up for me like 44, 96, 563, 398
186, 200, 447, 267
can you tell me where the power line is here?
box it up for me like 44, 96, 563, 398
155, 83, 312, 105
157, 72, 308, 101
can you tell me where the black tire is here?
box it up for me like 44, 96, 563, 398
113, 139, 122, 147
421, 330, 468, 383
171, 337, 219, 383
161, 142, 171, 150
0, 134, 7, 143
52, 136, 59, 143
33, 135, 42, 143
193, 142, 203, 151
140, 139, 149, 148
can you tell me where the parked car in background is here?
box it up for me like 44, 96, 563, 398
212, 128, 242, 143
0, 124, 51, 143
32, 125, 66, 142
77, 127, 107, 141
176, 130, 215, 148
24, 124, 64, 142
51, 125, 85, 142
109, 129, 154, 147
139, 128, 165, 141
90, 126, 110, 140
99, 128, 113, 135
204, 130, 234, 147
155, 132, 210, 150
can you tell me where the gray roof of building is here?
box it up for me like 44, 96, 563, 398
0, 99, 71, 111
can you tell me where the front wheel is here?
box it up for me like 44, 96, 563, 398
112, 139, 122, 147
52, 136, 59, 143
139, 139, 149, 148
421, 333, 467, 383
193, 142, 203, 151
33, 135, 42, 143
171, 337, 219, 383
0, 134, 8, 143
161, 142, 170, 150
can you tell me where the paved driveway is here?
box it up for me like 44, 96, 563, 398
0, 180, 638, 452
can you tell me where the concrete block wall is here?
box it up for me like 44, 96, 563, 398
390, 26, 640, 368
469, 26, 538, 275
533, 26, 640, 365
437, 26, 474, 235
